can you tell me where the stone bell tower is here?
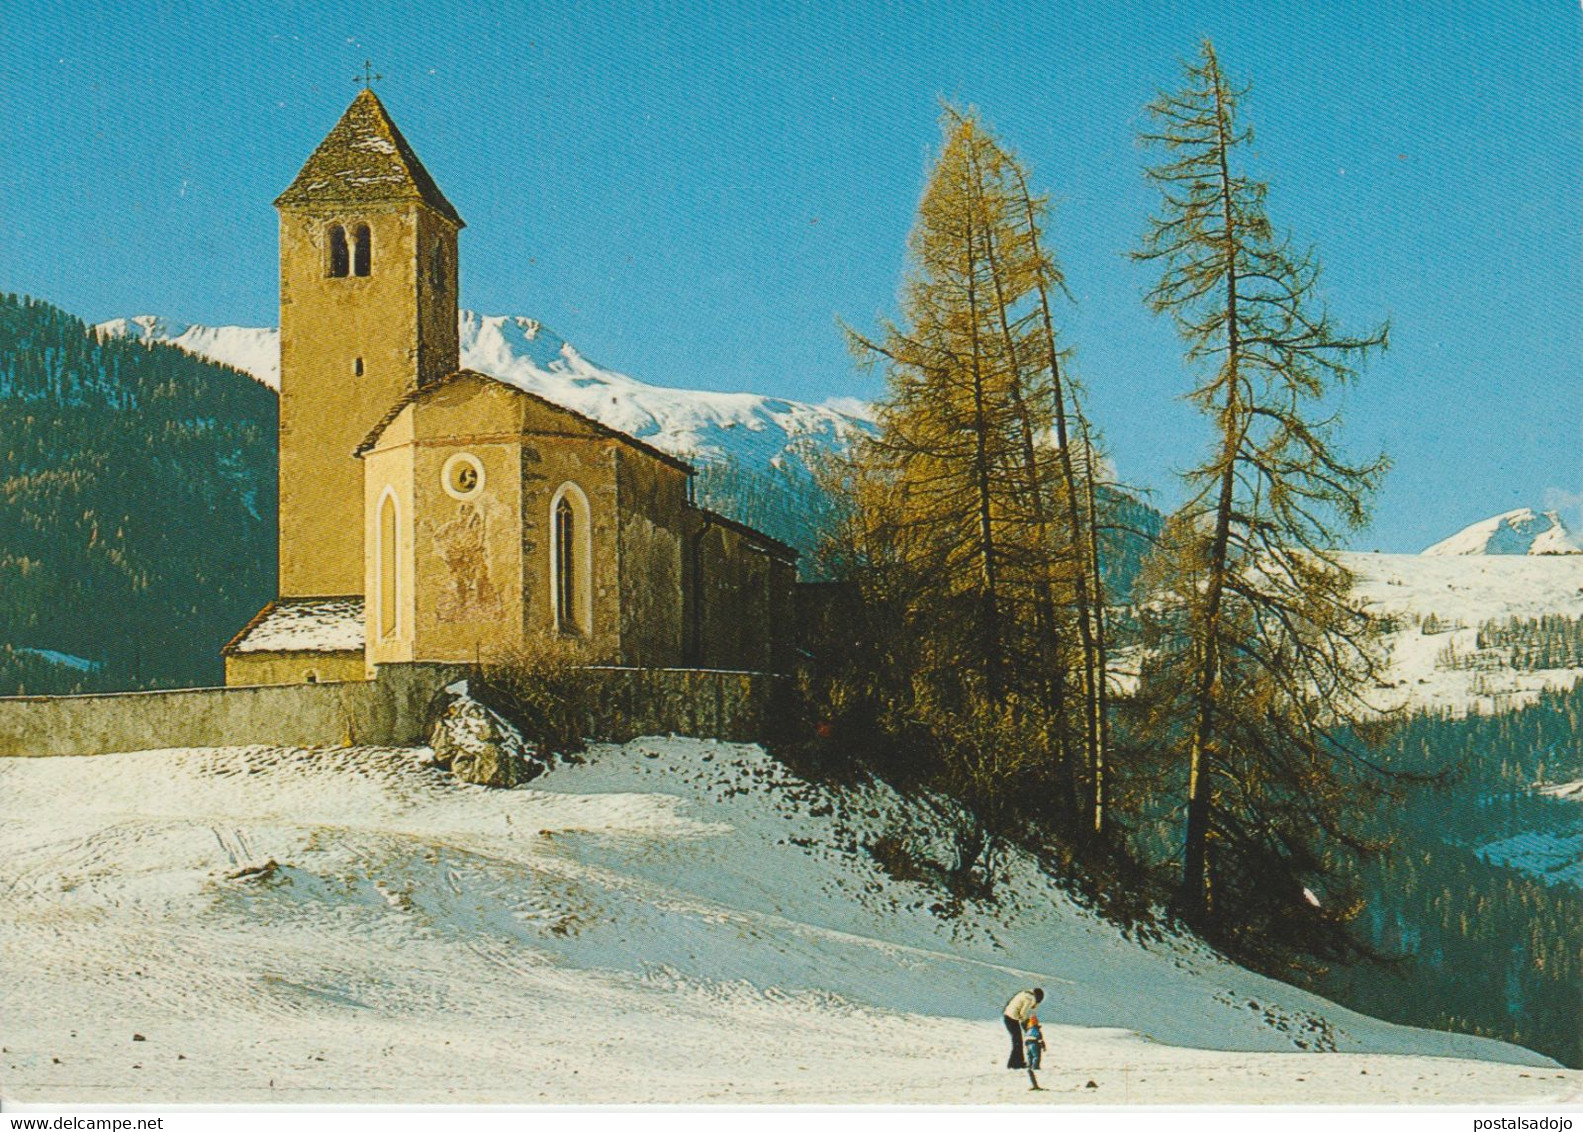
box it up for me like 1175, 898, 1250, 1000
273, 87, 463, 598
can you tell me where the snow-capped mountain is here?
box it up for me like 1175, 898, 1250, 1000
93, 316, 282, 391
94, 311, 872, 480
457, 312, 871, 472
1421, 507, 1583, 556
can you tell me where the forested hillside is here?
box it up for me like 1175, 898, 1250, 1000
0, 294, 276, 694
1307, 688, 1583, 1068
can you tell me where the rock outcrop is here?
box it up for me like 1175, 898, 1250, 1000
427, 681, 548, 788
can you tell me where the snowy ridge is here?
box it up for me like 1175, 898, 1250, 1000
12, 648, 101, 673
93, 312, 872, 484
94, 316, 281, 390
458, 312, 869, 474
1542, 779, 1583, 802
1421, 508, 1582, 556
1342, 552, 1583, 716
1479, 780, 1583, 889
1480, 776, 1583, 890
1, 737, 1572, 1105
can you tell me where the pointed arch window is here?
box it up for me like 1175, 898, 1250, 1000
327, 223, 349, 277
352, 223, 372, 277
556, 497, 576, 634
379, 490, 399, 639
550, 484, 591, 637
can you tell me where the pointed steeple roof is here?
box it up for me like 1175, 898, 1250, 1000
275, 88, 463, 226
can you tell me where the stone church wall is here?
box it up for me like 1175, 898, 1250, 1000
691, 519, 797, 673
278, 203, 436, 599
517, 430, 624, 662
0, 665, 787, 758
615, 448, 690, 666
413, 206, 461, 390
362, 414, 419, 667
0, 663, 465, 758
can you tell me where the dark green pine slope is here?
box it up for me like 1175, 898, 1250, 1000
1310, 687, 1583, 1069
0, 294, 276, 695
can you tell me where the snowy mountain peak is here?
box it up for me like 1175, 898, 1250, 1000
1421, 508, 1583, 557
92, 310, 871, 468
93, 310, 872, 555
106, 314, 169, 337
95, 315, 283, 390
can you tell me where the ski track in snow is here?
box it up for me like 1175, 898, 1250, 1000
2, 739, 1576, 1105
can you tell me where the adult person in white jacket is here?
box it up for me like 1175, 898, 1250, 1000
1002, 987, 1043, 1069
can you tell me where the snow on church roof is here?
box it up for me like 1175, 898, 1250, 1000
223, 598, 365, 656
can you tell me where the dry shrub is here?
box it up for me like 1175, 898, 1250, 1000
477, 639, 593, 756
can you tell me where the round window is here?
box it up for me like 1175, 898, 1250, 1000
441, 452, 486, 500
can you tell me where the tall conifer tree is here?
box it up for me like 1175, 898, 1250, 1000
835, 108, 1114, 855
1134, 43, 1393, 961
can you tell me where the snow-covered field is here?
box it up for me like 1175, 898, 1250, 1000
2, 739, 1576, 1106
1341, 552, 1583, 716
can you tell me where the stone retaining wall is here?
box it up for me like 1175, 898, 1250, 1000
0, 663, 466, 758
576, 667, 789, 744
0, 665, 787, 758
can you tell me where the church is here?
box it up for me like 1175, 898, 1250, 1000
224, 89, 797, 685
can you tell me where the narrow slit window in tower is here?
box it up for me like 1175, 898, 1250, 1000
354, 357, 364, 377
327, 224, 349, 277
352, 223, 372, 277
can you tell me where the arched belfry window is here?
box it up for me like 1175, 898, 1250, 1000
352, 223, 372, 277
327, 224, 349, 277
379, 489, 399, 640
550, 483, 591, 637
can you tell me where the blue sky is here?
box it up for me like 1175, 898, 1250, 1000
3, 1, 1579, 551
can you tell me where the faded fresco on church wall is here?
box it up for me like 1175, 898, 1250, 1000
409, 434, 523, 663
428, 500, 503, 623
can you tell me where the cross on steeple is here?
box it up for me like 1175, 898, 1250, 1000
355, 60, 382, 89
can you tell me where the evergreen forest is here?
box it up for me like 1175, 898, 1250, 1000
1313, 687, 1583, 1067
0, 293, 277, 695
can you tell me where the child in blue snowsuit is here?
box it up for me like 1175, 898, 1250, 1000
1023, 1014, 1045, 1071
